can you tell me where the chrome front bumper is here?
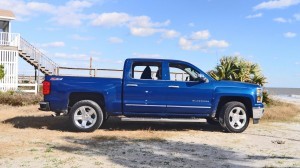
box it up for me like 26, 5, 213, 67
252, 107, 264, 124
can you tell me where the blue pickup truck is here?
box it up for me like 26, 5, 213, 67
39, 58, 264, 133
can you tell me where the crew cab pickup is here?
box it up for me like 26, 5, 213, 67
39, 58, 264, 133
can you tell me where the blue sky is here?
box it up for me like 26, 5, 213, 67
1, 0, 300, 88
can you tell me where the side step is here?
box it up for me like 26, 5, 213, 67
120, 117, 207, 123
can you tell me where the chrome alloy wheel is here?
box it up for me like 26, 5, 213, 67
74, 106, 97, 129
228, 107, 247, 130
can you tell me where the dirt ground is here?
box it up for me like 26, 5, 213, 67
0, 105, 299, 168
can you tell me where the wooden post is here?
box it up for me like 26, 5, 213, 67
89, 57, 92, 77
34, 67, 37, 81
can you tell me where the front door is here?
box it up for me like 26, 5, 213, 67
165, 62, 214, 115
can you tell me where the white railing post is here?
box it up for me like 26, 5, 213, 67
35, 81, 38, 95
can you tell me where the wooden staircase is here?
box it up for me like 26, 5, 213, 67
18, 37, 59, 75
0, 32, 58, 75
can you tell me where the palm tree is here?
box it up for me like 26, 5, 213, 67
209, 56, 239, 81
209, 56, 267, 86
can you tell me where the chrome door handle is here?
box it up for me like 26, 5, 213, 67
168, 85, 179, 88
126, 84, 138, 87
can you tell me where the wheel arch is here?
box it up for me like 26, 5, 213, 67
68, 92, 106, 118
215, 96, 253, 118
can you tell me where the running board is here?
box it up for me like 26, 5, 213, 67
120, 117, 207, 123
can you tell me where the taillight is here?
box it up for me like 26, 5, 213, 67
43, 81, 51, 95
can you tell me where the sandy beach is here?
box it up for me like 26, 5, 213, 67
0, 103, 299, 168
270, 95, 300, 106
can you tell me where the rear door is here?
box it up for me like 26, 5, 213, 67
123, 61, 167, 116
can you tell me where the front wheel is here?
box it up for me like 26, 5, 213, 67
69, 100, 104, 132
219, 101, 249, 133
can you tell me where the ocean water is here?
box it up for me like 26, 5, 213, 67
265, 87, 300, 105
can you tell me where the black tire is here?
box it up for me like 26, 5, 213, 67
69, 100, 103, 132
218, 101, 249, 133
206, 118, 220, 125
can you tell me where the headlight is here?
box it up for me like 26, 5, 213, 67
256, 88, 263, 103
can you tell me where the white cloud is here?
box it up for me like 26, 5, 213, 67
206, 40, 229, 48
133, 53, 161, 58
0, 0, 34, 21
129, 16, 170, 28
254, 0, 300, 10
161, 30, 180, 39
0, 0, 95, 26
41, 41, 65, 47
178, 31, 229, 51
91, 12, 130, 27
50, 0, 94, 27
71, 34, 94, 41
108, 37, 124, 44
273, 14, 300, 23
179, 37, 201, 51
65, 0, 92, 9
273, 17, 291, 23
91, 13, 169, 28
284, 32, 297, 38
27, 2, 55, 13
1, 0, 178, 38
51, 13, 87, 27
246, 13, 263, 19
130, 27, 161, 37
191, 30, 210, 40
91, 12, 176, 38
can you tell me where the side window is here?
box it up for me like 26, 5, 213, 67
131, 62, 162, 80
169, 63, 200, 82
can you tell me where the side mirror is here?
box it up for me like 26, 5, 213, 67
197, 74, 208, 83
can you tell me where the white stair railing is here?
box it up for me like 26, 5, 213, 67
0, 32, 59, 75
19, 37, 59, 75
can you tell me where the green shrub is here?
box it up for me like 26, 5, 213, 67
263, 91, 272, 105
0, 92, 42, 106
0, 65, 4, 79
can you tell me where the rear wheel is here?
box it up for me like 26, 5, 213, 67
219, 101, 249, 133
69, 100, 103, 132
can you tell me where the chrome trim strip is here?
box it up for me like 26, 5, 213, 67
125, 104, 211, 109
167, 105, 211, 109
125, 104, 166, 107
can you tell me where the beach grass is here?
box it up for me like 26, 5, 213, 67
263, 99, 300, 122
0, 91, 42, 106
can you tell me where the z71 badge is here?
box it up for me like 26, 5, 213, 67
50, 77, 63, 81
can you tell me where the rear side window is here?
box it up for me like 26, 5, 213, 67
131, 62, 162, 80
